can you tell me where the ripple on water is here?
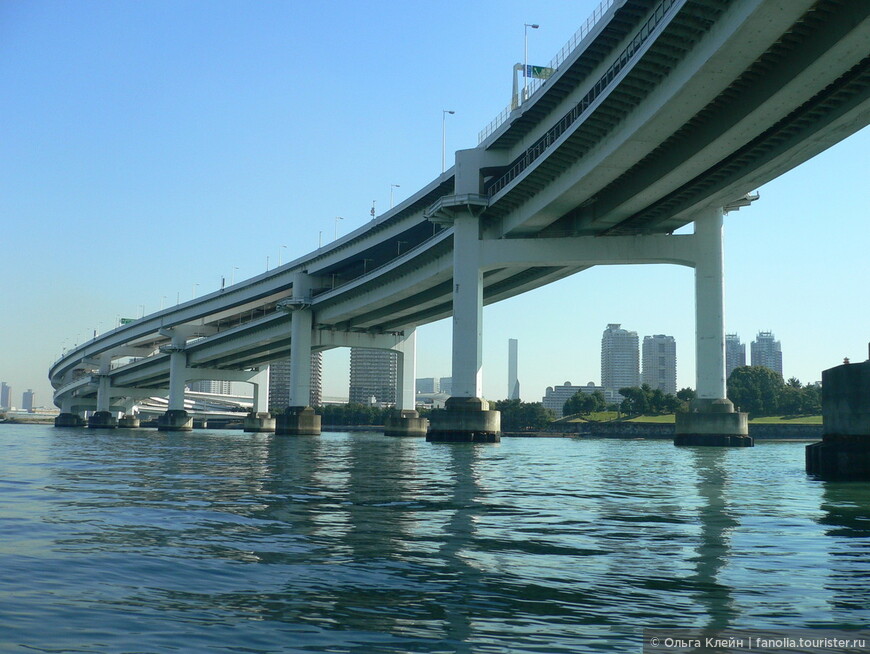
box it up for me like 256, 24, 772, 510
1, 427, 869, 652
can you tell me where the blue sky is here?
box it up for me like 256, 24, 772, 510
1, 1, 867, 407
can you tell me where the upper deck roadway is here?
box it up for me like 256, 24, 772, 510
50, 0, 870, 407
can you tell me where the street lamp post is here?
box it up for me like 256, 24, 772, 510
335, 216, 343, 240
390, 184, 400, 208
524, 23, 539, 101
279, 245, 287, 266
442, 109, 455, 173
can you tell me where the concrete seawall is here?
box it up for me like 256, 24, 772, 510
535, 422, 822, 440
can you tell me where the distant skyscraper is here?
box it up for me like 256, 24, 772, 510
349, 348, 398, 405
439, 377, 453, 396
268, 352, 323, 410
22, 389, 34, 412
508, 338, 520, 400
0, 382, 11, 409
601, 324, 639, 394
416, 377, 437, 394
725, 333, 746, 379
642, 334, 676, 395
189, 380, 232, 394
751, 331, 783, 376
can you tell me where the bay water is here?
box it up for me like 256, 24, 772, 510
1, 424, 868, 652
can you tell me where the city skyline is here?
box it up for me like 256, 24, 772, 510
2, 2, 867, 407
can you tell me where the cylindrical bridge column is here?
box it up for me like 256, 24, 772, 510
428, 207, 500, 442
277, 272, 321, 435
675, 205, 750, 447
694, 206, 727, 401
288, 274, 313, 408
158, 331, 193, 431
451, 210, 483, 399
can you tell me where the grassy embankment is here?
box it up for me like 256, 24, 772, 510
559, 412, 822, 424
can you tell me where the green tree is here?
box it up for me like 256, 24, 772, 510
493, 399, 554, 431
676, 387, 696, 402
726, 366, 785, 417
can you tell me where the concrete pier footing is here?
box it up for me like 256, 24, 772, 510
384, 409, 429, 437
276, 406, 321, 436
244, 412, 276, 433
806, 360, 870, 479
55, 413, 86, 428
427, 397, 501, 443
157, 409, 193, 432
674, 398, 752, 447
117, 415, 140, 428
88, 411, 118, 429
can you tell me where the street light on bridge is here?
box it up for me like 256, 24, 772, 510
442, 110, 455, 173
524, 23, 539, 102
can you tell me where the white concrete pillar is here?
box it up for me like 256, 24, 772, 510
694, 206, 727, 400
96, 375, 111, 412
250, 367, 270, 413
289, 273, 314, 407
451, 211, 483, 398
167, 333, 188, 411
395, 328, 417, 411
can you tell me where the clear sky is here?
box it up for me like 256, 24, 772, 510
1, 1, 867, 408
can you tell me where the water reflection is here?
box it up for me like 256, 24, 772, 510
686, 449, 739, 632
17, 428, 870, 653
818, 481, 870, 622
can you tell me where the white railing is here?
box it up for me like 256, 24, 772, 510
478, 0, 617, 143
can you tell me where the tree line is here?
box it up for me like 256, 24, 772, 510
308, 365, 820, 429
726, 366, 820, 417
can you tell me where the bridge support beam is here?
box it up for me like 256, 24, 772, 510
276, 273, 321, 436
428, 207, 500, 442
386, 329, 429, 437
675, 207, 751, 447
158, 330, 193, 432
89, 358, 118, 428
244, 367, 275, 433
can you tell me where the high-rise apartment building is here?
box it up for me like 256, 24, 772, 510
22, 389, 34, 412
508, 338, 520, 400
725, 333, 746, 379
349, 348, 398, 405
268, 351, 323, 410
751, 331, 783, 376
0, 382, 11, 409
601, 324, 639, 394
641, 334, 677, 395
188, 380, 232, 394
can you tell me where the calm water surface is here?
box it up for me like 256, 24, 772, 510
1, 425, 868, 653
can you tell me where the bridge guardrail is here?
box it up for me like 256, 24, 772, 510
478, 0, 617, 144
486, 0, 678, 198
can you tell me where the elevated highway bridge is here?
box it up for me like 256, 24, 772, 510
50, 0, 869, 441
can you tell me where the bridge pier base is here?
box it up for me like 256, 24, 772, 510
244, 412, 276, 433
675, 399, 751, 446
384, 409, 429, 437
157, 409, 193, 432
276, 406, 321, 436
88, 410, 118, 429
55, 413, 86, 428
117, 414, 140, 428
427, 397, 501, 443
806, 360, 870, 479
